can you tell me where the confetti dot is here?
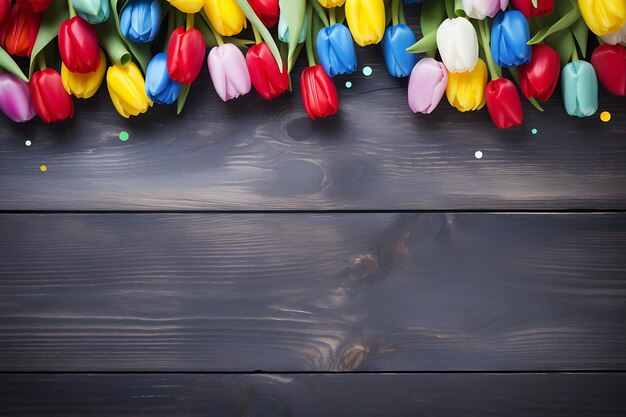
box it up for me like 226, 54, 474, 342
345, 81, 352, 88
600, 111, 611, 122
475, 151, 483, 159
25, 140, 31, 147
531, 128, 538, 135
119, 131, 129, 141
40, 165, 47, 172
362, 66, 373, 76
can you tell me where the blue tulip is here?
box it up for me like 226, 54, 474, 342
145, 53, 180, 105
561, 60, 598, 118
316, 24, 357, 77
491, 10, 532, 67
73, 0, 110, 24
382, 24, 418, 78
120, 0, 162, 44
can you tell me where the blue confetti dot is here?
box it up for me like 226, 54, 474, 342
531, 128, 538, 135
362, 66, 373, 76
345, 81, 352, 88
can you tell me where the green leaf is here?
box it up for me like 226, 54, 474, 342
545, 30, 575, 66
571, 16, 589, 58
311, 10, 325, 64
98, 6, 132, 67
406, 30, 437, 53
310, 0, 329, 27
111, 0, 153, 72
29, 0, 68, 77
279, 0, 306, 70
236, 0, 284, 70
421, 0, 447, 37
528, 0, 580, 45
177, 83, 190, 115
0, 47, 28, 81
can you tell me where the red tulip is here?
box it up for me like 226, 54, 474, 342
30, 69, 75, 123
246, 42, 289, 100
0, 3, 40, 57
591, 44, 626, 96
519, 44, 560, 101
0, 0, 10, 25
58, 16, 101, 74
485, 78, 523, 129
510, 0, 554, 18
16, 0, 53, 12
300, 64, 339, 120
249, 0, 279, 28
167, 27, 206, 85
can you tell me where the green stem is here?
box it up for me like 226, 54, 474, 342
305, 2, 315, 67
252, 25, 262, 44
207, 19, 224, 46
478, 19, 500, 80
571, 45, 579, 61
37, 54, 46, 71
399, 1, 407, 25
164, 11, 175, 52
392, 0, 400, 26
186, 13, 194, 30
329, 7, 336, 26
445, 0, 455, 19
68, 0, 76, 18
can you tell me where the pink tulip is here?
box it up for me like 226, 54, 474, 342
0, 73, 36, 122
207, 43, 251, 102
407, 58, 448, 114
462, 0, 508, 20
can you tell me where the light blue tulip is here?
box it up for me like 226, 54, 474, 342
120, 0, 162, 44
561, 60, 598, 117
278, 12, 307, 44
145, 53, 180, 105
73, 0, 110, 24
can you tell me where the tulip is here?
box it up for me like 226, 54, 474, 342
106, 61, 152, 118
345, 0, 385, 47
318, 0, 345, 6
277, 12, 307, 43
166, 26, 205, 84
16, 0, 51, 12
61, 49, 106, 99
462, 0, 508, 20
72, 0, 110, 24
601, 23, 626, 46
0, 3, 40, 57
446, 58, 487, 111
519, 44, 560, 101
300, 64, 339, 119
485, 78, 523, 129
58, 16, 101, 74
1, 0, 10, 24
246, 41, 289, 100
0, 73, 36, 122
510, 0, 554, 18
578, 0, 626, 36
30, 68, 74, 123
491, 10, 531, 67
407, 58, 448, 114
207, 43, 251, 101
249, 0, 279, 28
316, 23, 357, 77
437, 17, 478, 73
120, 0, 162, 44
203, 0, 246, 37
167, 0, 203, 13
382, 24, 417, 78
145, 52, 180, 104
591, 44, 626, 96
561, 60, 598, 117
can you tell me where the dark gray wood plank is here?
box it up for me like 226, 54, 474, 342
1, 373, 625, 417
0, 45, 624, 210
1, 213, 625, 371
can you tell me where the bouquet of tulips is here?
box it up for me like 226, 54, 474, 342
0, 0, 624, 128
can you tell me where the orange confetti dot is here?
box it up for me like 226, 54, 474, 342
40, 165, 47, 172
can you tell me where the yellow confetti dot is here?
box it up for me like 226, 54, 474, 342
600, 111, 611, 122
40, 165, 47, 172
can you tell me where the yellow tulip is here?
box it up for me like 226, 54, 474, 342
578, 0, 626, 36
345, 0, 385, 46
167, 0, 204, 13
61, 49, 106, 99
318, 0, 346, 7
446, 58, 487, 112
106, 62, 153, 118
203, 0, 247, 37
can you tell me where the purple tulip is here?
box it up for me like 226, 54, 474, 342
407, 58, 448, 114
0, 73, 36, 123
207, 44, 251, 102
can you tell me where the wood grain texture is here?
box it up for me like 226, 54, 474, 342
2, 373, 625, 417
1, 213, 625, 372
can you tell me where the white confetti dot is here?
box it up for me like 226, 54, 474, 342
25, 140, 31, 147
475, 151, 483, 159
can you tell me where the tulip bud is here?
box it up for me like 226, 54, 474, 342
591, 44, 626, 96
408, 58, 448, 114
462, 0, 508, 20
203, 0, 246, 37
0, 0, 10, 24
601, 23, 626, 46
278, 12, 307, 44
578, 0, 626, 36
561, 60, 598, 117
491, 10, 531, 67
249, 0, 279, 28
345, 0, 386, 47
207, 43, 251, 102
58, 16, 101, 74
300, 64, 339, 119
246, 41, 289, 101
519, 44, 560, 101
318, 0, 345, 6
0, 3, 40, 57
62, 49, 106, 99
317, 23, 358, 77
436, 17, 478, 73
120, 0, 162, 44
30, 68, 74, 123
0, 73, 36, 123
167, 0, 203, 13
382, 24, 418, 78
106, 61, 153, 118
16, 0, 51, 13
485, 78, 523, 129
510, 0, 554, 18
72, 0, 110, 24
446, 58, 487, 112
166, 27, 206, 85
145, 52, 181, 104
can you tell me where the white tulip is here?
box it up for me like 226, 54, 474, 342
600, 23, 626, 46
436, 18, 479, 73
462, 0, 508, 20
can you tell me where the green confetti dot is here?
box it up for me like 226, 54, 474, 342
119, 131, 129, 141
345, 81, 352, 88
531, 128, 538, 135
362, 66, 373, 76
